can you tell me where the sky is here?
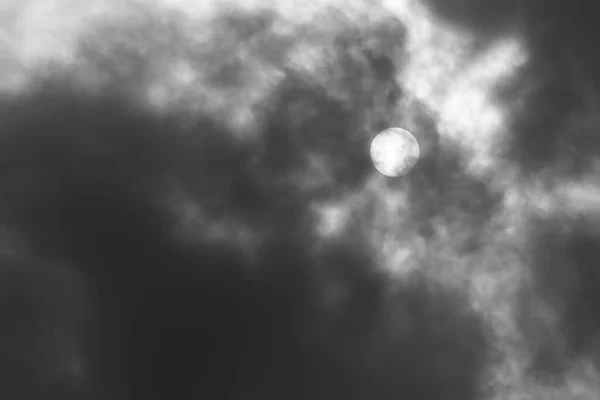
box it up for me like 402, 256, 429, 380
2, 0, 600, 399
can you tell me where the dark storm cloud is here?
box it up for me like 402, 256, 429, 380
517, 213, 600, 379
405, 136, 504, 251
419, 0, 520, 39
0, 4, 494, 400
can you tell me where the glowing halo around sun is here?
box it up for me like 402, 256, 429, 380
370, 127, 420, 177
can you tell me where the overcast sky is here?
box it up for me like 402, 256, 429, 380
2, 1, 600, 399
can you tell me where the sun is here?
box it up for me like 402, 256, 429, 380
370, 127, 420, 177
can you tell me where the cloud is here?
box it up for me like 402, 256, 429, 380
0, 4, 495, 399
416, 0, 600, 381
420, 0, 600, 177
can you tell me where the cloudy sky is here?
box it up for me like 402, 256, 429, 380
2, 1, 600, 399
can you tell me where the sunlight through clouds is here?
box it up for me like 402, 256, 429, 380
440, 39, 527, 172
384, 0, 527, 174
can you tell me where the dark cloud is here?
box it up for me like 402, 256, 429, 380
517, 213, 600, 379
0, 4, 493, 400
419, 0, 520, 39
0, 257, 85, 399
406, 137, 504, 250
